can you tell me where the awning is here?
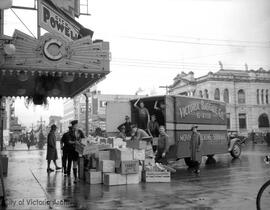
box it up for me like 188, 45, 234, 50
0, 29, 110, 101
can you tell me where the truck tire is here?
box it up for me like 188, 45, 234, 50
230, 143, 241, 158
184, 157, 197, 168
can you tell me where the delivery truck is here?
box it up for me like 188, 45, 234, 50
106, 95, 242, 167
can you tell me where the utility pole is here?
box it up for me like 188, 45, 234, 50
159, 85, 170, 95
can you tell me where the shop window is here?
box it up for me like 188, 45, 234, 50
199, 90, 203, 98
204, 89, 209, 99
226, 113, 230, 129
261, 89, 264, 104
214, 88, 220, 100
257, 89, 260, 104
223, 89, 229, 103
266, 90, 269, 104
258, 113, 270, 128
239, 113, 247, 129
238, 89, 245, 104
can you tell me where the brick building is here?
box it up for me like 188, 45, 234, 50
169, 69, 270, 135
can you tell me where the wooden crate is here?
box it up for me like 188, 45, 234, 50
85, 171, 102, 184
126, 140, 147, 150
98, 160, 115, 173
142, 171, 171, 183
116, 160, 139, 174
103, 173, 127, 186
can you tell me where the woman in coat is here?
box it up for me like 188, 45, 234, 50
190, 125, 202, 174
46, 124, 61, 173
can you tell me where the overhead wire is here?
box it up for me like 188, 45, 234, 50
10, 8, 36, 39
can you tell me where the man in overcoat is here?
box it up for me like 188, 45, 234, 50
190, 125, 202, 174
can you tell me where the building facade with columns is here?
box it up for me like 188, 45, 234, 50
169, 69, 270, 135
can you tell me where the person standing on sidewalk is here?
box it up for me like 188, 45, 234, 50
60, 126, 73, 175
190, 125, 202, 174
46, 124, 61, 173
68, 120, 85, 183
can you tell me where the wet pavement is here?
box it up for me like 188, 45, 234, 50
2, 142, 270, 210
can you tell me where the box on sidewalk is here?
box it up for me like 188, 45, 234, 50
85, 171, 102, 184
110, 148, 133, 167
98, 160, 115, 173
133, 149, 145, 160
116, 160, 139, 174
126, 173, 140, 184
142, 171, 171, 183
1, 155, 8, 177
103, 173, 127, 186
94, 150, 110, 161
126, 140, 147, 150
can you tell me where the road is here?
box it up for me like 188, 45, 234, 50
2, 142, 270, 210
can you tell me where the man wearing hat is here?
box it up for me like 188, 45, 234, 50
117, 116, 132, 137
190, 125, 202, 174
46, 124, 61, 173
60, 126, 73, 175
68, 120, 85, 183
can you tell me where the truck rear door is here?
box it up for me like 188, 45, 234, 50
106, 101, 131, 136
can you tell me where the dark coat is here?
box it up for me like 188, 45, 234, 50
190, 131, 202, 162
46, 131, 58, 161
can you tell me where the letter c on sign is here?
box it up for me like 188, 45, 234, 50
43, 39, 63, 61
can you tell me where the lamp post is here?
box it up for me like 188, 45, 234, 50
0, 96, 4, 151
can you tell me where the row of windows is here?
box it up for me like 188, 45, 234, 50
226, 113, 270, 129
195, 88, 245, 104
256, 89, 269, 104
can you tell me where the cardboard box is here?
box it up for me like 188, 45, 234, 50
133, 149, 145, 160
103, 173, 127, 186
85, 171, 102, 184
142, 171, 171, 182
116, 160, 139, 174
126, 140, 147, 150
94, 150, 110, 161
110, 148, 133, 167
75, 143, 99, 155
126, 173, 140, 184
1, 155, 8, 177
98, 160, 115, 173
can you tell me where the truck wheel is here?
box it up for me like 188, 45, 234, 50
206, 155, 216, 164
184, 157, 197, 168
230, 143, 241, 158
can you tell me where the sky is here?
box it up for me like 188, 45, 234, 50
3, 0, 270, 127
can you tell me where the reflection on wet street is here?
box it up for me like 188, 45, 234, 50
3, 143, 270, 210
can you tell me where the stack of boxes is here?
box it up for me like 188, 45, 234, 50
78, 137, 171, 186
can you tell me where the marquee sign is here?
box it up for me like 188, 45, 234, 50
38, 0, 81, 41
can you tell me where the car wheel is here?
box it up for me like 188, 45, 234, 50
230, 143, 241, 158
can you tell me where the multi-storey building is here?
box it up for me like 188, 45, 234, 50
62, 91, 141, 135
169, 69, 270, 135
